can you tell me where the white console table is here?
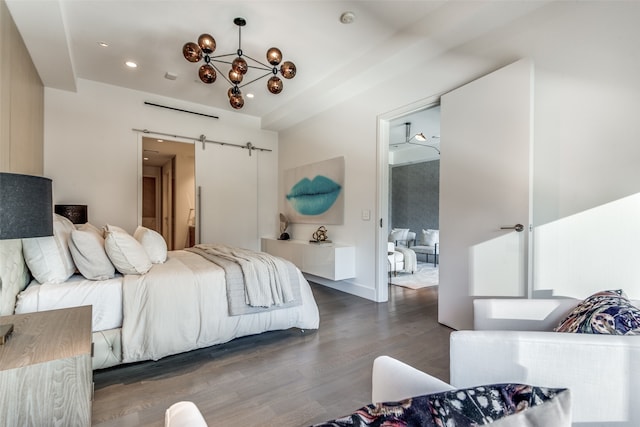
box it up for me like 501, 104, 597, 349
261, 238, 355, 281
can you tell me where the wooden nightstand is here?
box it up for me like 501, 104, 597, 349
0, 306, 93, 426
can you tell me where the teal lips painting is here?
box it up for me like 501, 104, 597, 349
286, 175, 342, 215
284, 156, 345, 224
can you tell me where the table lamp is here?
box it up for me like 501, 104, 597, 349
55, 204, 87, 225
0, 172, 53, 344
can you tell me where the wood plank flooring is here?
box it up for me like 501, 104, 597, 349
92, 282, 453, 426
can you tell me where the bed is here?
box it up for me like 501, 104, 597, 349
0, 215, 319, 370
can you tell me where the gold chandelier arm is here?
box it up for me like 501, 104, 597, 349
239, 71, 275, 89
210, 53, 237, 60
210, 56, 272, 72
208, 62, 234, 87
240, 53, 274, 71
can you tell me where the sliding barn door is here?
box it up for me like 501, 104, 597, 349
439, 59, 533, 330
196, 144, 258, 250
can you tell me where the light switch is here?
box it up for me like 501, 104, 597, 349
362, 209, 371, 220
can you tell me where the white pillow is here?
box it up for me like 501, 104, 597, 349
22, 214, 76, 284
104, 225, 152, 275
489, 388, 571, 427
104, 224, 127, 234
78, 222, 104, 238
133, 226, 167, 264
388, 228, 410, 243
421, 229, 439, 246
69, 229, 115, 280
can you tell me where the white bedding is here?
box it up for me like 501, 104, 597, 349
122, 250, 319, 363
14, 274, 124, 331
12, 247, 320, 367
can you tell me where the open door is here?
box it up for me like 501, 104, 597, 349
438, 59, 533, 330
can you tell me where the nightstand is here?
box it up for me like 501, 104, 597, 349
0, 306, 93, 426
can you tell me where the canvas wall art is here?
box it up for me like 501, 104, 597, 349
284, 156, 345, 224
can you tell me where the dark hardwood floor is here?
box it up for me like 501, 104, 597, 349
92, 281, 453, 426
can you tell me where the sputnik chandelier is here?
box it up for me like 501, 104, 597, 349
182, 17, 297, 110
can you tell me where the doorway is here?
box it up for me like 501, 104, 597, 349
388, 105, 441, 233
142, 137, 195, 250
376, 97, 441, 302
384, 104, 442, 291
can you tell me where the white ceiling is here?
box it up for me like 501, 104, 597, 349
6, 0, 549, 131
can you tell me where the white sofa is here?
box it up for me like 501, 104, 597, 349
445, 298, 640, 426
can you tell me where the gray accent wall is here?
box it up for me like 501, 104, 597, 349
390, 160, 439, 238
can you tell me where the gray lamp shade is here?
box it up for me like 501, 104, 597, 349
0, 172, 53, 239
55, 204, 87, 224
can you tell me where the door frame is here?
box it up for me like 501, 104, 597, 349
136, 132, 196, 250
376, 94, 443, 302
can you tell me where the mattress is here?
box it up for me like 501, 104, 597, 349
14, 274, 123, 332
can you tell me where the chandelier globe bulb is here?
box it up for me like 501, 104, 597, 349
266, 47, 282, 66
198, 64, 216, 84
280, 61, 296, 79
183, 42, 202, 62
197, 34, 216, 54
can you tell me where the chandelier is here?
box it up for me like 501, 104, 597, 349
182, 17, 297, 110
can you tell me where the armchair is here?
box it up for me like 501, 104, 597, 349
410, 229, 439, 266
388, 228, 416, 247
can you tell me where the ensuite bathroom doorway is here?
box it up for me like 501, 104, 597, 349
142, 137, 195, 250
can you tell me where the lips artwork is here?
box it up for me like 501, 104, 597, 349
284, 156, 345, 225
286, 175, 342, 216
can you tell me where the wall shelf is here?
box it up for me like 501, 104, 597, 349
261, 238, 355, 281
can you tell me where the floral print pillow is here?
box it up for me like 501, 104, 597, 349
554, 289, 640, 334
311, 383, 568, 427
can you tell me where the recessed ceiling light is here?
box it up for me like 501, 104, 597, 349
246, 93, 254, 99
97, 41, 109, 47
125, 61, 138, 68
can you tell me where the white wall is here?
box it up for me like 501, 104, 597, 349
278, 2, 640, 306
44, 79, 278, 247
43, 2, 640, 312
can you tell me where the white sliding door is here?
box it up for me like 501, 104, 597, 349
196, 144, 258, 250
439, 59, 533, 330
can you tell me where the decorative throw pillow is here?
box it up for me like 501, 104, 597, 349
554, 289, 640, 335
104, 225, 152, 275
133, 226, 167, 264
421, 229, 439, 246
22, 214, 76, 284
69, 228, 115, 280
388, 228, 410, 244
311, 384, 571, 427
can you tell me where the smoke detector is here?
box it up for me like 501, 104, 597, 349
340, 11, 355, 24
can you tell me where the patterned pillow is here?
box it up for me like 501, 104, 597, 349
554, 289, 640, 335
311, 384, 570, 427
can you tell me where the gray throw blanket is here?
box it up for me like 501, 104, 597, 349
187, 244, 302, 316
